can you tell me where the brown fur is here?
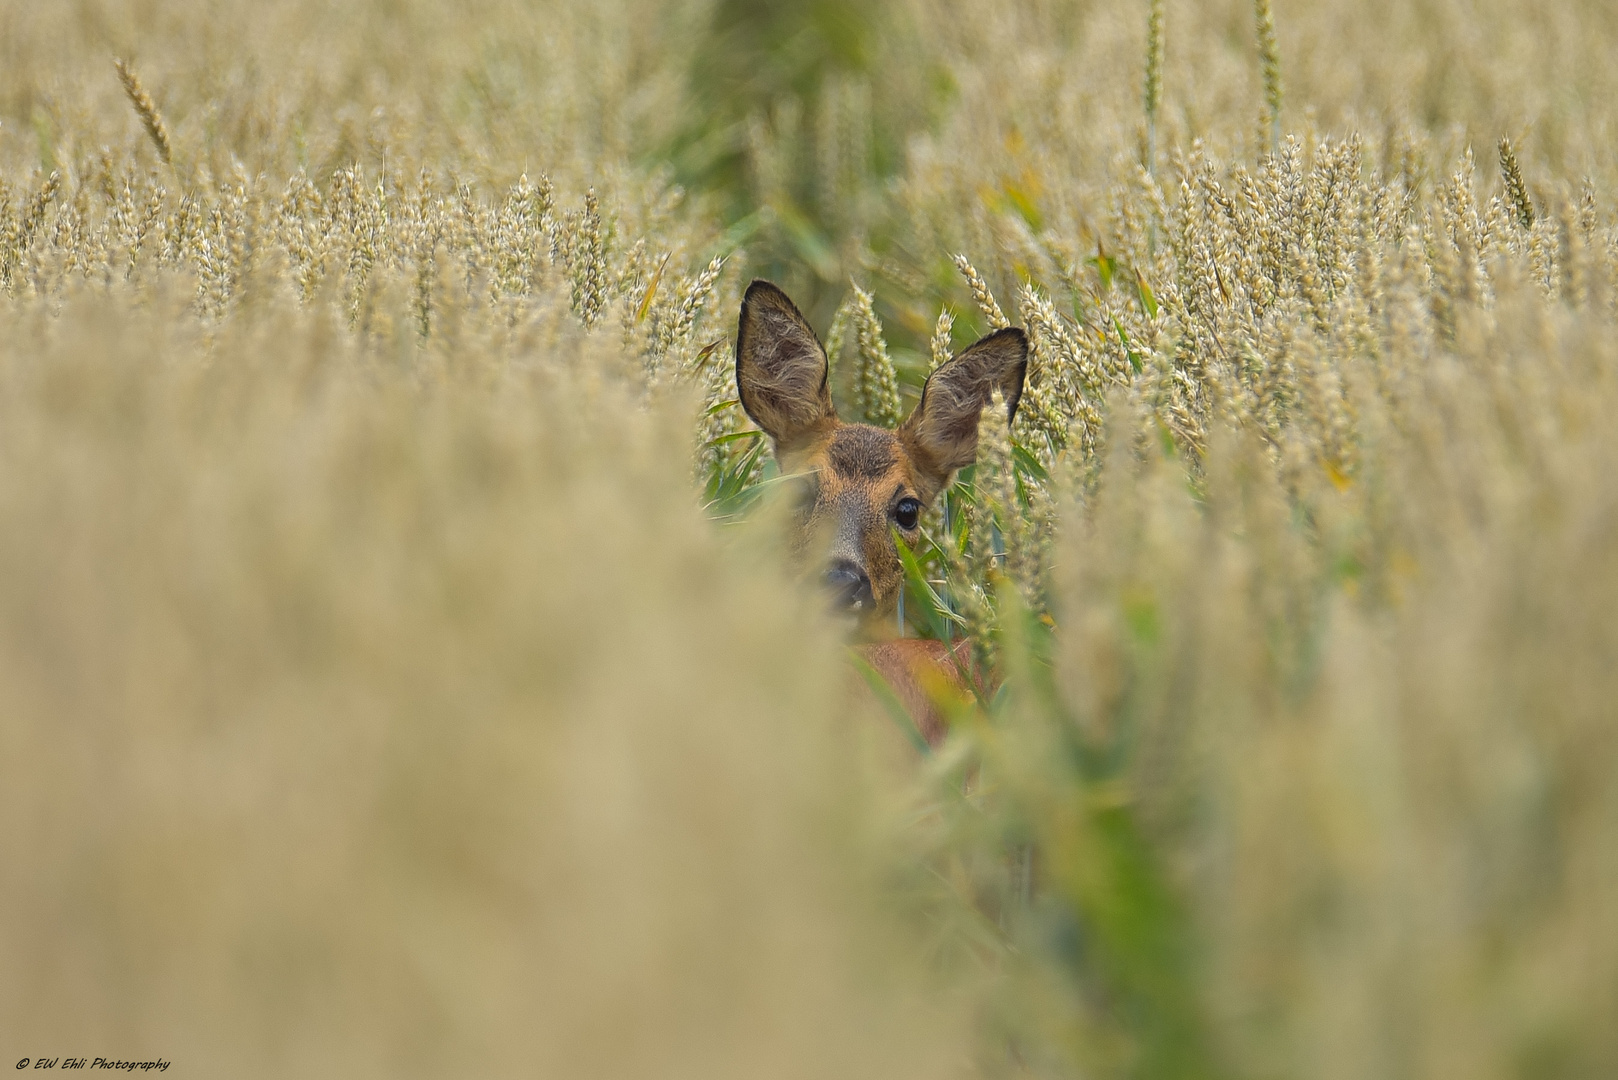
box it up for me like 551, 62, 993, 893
735, 280, 1026, 746
736, 280, 1028, 619
855, 638, 990, 747
776, 421, 922, 616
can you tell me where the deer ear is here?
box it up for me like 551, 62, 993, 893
900, 327, 1028, 495
736, 280, 837, 450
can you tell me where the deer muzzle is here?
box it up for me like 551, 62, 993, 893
822, 560, 874, 614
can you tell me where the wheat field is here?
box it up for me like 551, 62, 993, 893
2, 0, 1616, 1077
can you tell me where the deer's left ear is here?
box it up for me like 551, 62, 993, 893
899, 327, 1028, 497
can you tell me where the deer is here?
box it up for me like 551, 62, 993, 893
734, 279, 1028, 747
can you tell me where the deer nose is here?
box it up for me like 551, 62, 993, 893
823, 561, 874, 614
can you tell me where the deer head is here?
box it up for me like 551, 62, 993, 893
735, 279, 1028, 624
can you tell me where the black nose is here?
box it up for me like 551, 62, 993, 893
823, 561, 874, 614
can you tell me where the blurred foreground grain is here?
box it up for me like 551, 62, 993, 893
3, 0, 1618, 1076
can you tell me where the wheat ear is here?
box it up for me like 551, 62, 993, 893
1498, 136, 1535, 230
114, 59, 173, 166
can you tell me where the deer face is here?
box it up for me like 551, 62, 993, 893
735, 280, 1028, 624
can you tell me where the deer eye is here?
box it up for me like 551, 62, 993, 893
893, 497, 921, 531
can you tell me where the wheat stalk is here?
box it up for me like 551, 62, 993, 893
952, 253, 1009, 330
113, 59, 172, 166
1499, 136, 1535, 229
570, 187, 606, 328
929, 306, 955, 371
1143, 0, 1164, 171
849, 283, 902, 427
1253, 0, 1283, 153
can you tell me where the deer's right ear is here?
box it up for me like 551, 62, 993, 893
736, 280, 837, 449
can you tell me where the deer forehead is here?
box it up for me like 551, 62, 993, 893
791, 424, 918, 503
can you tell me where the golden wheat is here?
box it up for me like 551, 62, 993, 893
2, 0, 1618, 1076
112, 58, 173, 166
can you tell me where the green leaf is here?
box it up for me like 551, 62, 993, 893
1087, 240, 1116, 290
1135, 268, 1159, 320
1001, 178, 1043, 231
1012, 443, 1051, 484
704, 397, 741, 417
703, 432, 770, 519
771, 199, 840, 282
1114, 316, 1144, 374
635, 252, 672, 323
1157, 419, 1178, 459
897, 528, 965, 641
703, 429, 763, 449
689, 337, 726, 372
